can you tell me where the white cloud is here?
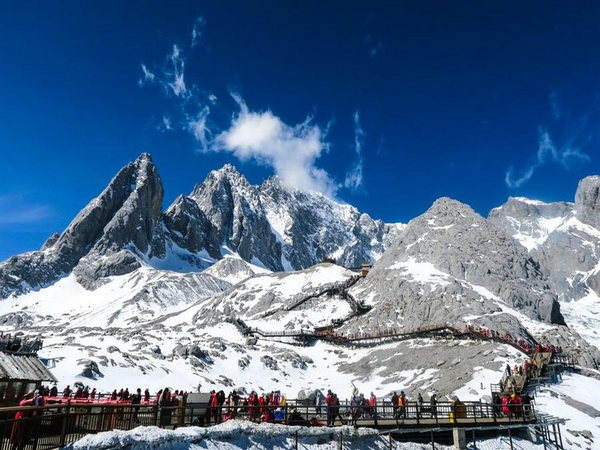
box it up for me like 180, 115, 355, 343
166, 45, 187, 98
160, 116, 173, 131
188, 106, 211, 152
344, 111, 364, 190
215, 95, 337, 197
138, 64, 155, 87
191, 16, 206, 48
505, 128, 591, 188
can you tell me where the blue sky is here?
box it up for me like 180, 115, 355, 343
1, 1, 599, 261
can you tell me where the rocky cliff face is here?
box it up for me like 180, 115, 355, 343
488, 197, 572, 251
575, 176, 600, 229
0, 155, 400, 298
166, 165, 402, 272
490, 177, 600, 302
0, 153, 165, 297
348, 197, 565, 338
188, 165, 285, 271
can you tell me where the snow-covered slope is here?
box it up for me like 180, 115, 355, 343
489, 178, 600, 303
488, 196, 571, 251
2, 154, 600, 449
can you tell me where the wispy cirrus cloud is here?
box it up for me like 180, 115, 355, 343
191, 16, 206, 49
344, 111, 364, 190
0, 195, 53, 225
139, 16, 368, 199
363, 34, 383, 58
138, 64, 155, 87
505, 93, 592, 188
139, 16, 213, 147
505, 127, 591, 188
188, 106, 211, 152
165, 45, 188, 98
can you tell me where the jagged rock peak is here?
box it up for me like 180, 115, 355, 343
0, 153, 165, 298
575, 175, 600, 228
190, 164, 250, 197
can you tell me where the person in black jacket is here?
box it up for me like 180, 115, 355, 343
131, 388, 142, 423
216, 390, 226, 422
391, 392, 399, 418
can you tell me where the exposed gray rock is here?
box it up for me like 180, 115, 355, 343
575, 176, 600, 229
186, 165, 402, 271
190, 165, 285, 271
488, 197, 572, 252
350, 197, 565, 338
203, 257, 258, 285
163, 195, 219, 258
337, 339, 509, 397
538, 326, 600, 369
489, 178, 600, 302
0, 312, 35, 327
78, 359, 104, 379
0, 153, 164, 297
41, 232, 60, 250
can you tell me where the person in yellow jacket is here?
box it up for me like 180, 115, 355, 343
398, 391, 407, 419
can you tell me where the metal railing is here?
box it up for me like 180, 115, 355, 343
0, 398, 537, 450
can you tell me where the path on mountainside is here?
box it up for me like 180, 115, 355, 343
229, 273, 578, 384
237, 319, 545, 356
256, 274, 367, 320
491, 350, 575, 398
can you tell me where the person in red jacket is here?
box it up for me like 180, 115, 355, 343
209, 390, 218, 424
248, 391, 258, 421
501, 394, 511, 418
10, 390, 36, 447
369, 392, 377, 417
325, 390, 334, 426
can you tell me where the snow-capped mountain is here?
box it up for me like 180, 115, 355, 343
2, 154, 600, 449
184, 164, 403, 271
489, 177, 600, 304
0, 154, 402, 299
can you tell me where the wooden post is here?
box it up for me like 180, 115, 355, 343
431, 429, 435, 449
472, 429, 476, 450
339, 430, 343, 449
295, 429, 298, 450
508, 428, 514, 450
388, 432, 392, 450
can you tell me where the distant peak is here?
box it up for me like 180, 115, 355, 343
508, 196, 547, 206
136, 153, 154, 164
216, 164, 242, 175
430, 197, 470, 210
